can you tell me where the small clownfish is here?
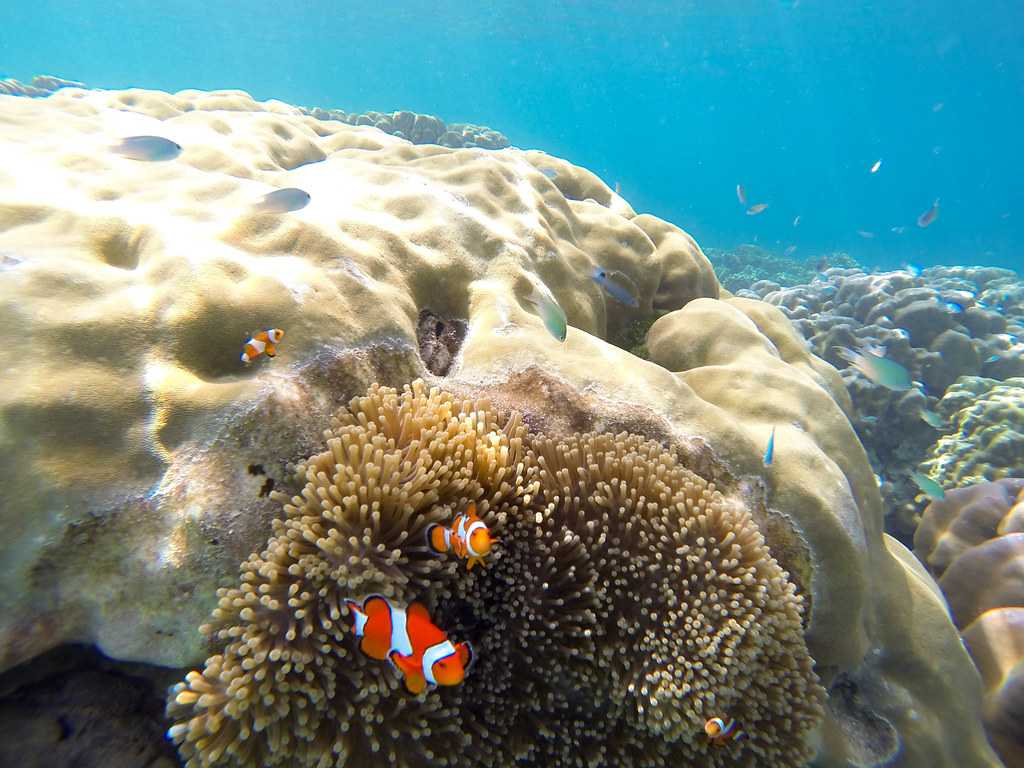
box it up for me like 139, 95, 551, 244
241, 329, 284, 363
344, 595, 474, 695
426, 502, 498, 570
705, 716, 745, 746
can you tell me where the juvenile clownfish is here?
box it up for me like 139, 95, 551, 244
344, 595, 474, 695
705, 716, 745, 746
426, 502, 498, 570
241, 328, 284, 363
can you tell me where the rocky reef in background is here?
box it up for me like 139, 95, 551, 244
738, 265, 1024, 543
0, 74, 510, 150
0, 84, 1006, 766
708, 243, 860, 294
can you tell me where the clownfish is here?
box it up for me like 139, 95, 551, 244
344, 595, 474, 695
425, 502, 498, 570
705, 716, 745, 746
241, 328, 284, 363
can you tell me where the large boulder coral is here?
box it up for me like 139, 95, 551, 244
0, 86, 1001, 766
922, 377, 1024, 489
914, 480, 1024, 766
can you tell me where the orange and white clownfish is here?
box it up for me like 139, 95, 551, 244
705, 716, 745, 746
425, 502, 498, 570
241, 328, 284, 363
344, 595, 474, 694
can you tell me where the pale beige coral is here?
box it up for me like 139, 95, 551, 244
915, 481, 1024, 766
0, 86, 1001, 766
168, 383, 823, 768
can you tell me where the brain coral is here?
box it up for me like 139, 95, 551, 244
167, 381, 823, 767
923, 377, 1024, 489
0, 85, 1002, 767
914, 480, 1024, 766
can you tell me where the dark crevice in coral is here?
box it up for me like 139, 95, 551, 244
0, 644, 181, 768
826, 673, 900, 767
416, 308, 467, 376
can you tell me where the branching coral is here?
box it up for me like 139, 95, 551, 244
167, 382, 823, 768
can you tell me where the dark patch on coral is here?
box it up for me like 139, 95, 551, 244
0, 644, 180, 768
258, 478, 275, 497
246, 463, 265, 476
416, 309, 467, 376
826, 674, 901, 767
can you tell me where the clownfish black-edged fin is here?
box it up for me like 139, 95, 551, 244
265, 345, 277, 357
425, 523, 447, 554
458, 641, 475, 672
361, 594, 391, 617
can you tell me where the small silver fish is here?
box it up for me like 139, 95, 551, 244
911, 472, 945, 500
591, 267, 639, 308
984, 354, 1000, 363
784, 245, 797, 257
746, 203, 769, 216
736, 184, 747, 206
793, 215, 801, 227
253, 187, 311, 214
919, 409, 945, 428
763, 426, 776, 467
870, 159, 882, 174
112, 135, 182, 161
917, 199, 940, 228
857, 230, 875, 239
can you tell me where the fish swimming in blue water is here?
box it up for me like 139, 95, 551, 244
793, 215, 801, 227
524, 274, 567, 342
763, 426, 776, 467
736, 184, 747, 206
746, 203, 769, 215
836, 345, 913, 390
870, 159, 882, 173
985, 354, 1000, 363
857, 230, 875, 239
911, 472, 945, 500
919, 409, 945, 428
784, 245, 797, 257
111, 135, 182, 161
591, 267, 639, 308
917, 199, 940, 228
904, 262, 921, 277
253, 187, 311, 213
943, 301, 964, 313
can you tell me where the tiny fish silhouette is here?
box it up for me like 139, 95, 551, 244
917, 199, 940, 228
746, 203, 768, 215
112, 135, 182, 161
253, 187, 311, 213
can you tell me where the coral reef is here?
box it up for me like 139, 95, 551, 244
706, 244, 858, 294
922, 377, 1024, 488
914, 479, 1024, 766
167, 382, 823, 767
0, 86, 1001, 767
299, 106, 510, 150
744, 265, 1024, 542
0, 74, 83, 97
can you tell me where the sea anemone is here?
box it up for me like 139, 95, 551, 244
167, 381, 822, 767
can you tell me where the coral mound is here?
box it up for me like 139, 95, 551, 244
167, 381, 823, 768
914, 479, 1024, 766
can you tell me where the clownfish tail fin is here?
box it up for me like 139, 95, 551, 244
425, 523, 448, 554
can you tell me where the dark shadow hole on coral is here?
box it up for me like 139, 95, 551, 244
0, 644, 181, 768
416, 309, 467, 376
826, 673, 900, 767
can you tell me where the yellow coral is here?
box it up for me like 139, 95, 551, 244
167, 381, 822, 767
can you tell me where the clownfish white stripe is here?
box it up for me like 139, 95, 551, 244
249, 338, 266, 353
351, 609, 368, 636
422, 640, 457, 686
387, 603, 414, 658
465, 520, 487, 557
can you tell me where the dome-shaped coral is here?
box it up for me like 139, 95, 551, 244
167, 381, 823, 767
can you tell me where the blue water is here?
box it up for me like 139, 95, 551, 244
4, 1, 1022, 271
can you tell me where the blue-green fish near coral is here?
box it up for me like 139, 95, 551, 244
524, 275, 567, 342
835, 345, 913, 391
253, 187, 311, 213
591, 267, 639, 308
111, 135, 182, 161
763, 426, 776, 467
919, 409, 946, 429
911, 472, 945, 500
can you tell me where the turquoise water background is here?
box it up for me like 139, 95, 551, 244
3, 1, 1021, 271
